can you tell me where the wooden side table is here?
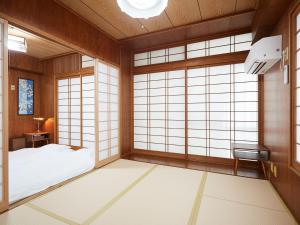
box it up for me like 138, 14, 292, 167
25, 132, 50, 148
232, 143, 269, 178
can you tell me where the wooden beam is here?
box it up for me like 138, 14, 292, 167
133, 51, 249, 74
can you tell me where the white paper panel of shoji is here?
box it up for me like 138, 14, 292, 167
82, 75, 95, 149
58, 79, 69, 145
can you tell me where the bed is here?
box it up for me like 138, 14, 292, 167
9, 144, 95, 203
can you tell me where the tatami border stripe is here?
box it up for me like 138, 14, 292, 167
26, 202, 80, 225
187, 171, 208, 225
82, 164, 158, 225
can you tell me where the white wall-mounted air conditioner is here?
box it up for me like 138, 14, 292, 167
245, 35, 282, 75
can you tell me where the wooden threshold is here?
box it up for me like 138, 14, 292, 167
123, 152, 266, 180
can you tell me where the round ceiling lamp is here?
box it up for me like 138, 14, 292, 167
117, 0, 168, 19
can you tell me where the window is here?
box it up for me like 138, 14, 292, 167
187, 33, 252, 59
97, 62, 120, 160
82, 55, 95, 68
134, 46, 185, 67
134, 70, 185, 153
57, 75, 95, 147
133, 63, 258, 159
293, 7, 300, 168
133, 32, 252, 67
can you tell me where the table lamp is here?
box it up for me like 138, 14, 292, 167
33, 117, 45, 132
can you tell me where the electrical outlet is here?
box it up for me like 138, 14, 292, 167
11, 85, 15, 91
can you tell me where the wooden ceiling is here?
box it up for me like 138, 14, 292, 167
56, 0, 260, 40
8, 25, 73, 59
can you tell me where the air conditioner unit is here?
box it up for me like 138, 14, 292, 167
245, 35, 282, 75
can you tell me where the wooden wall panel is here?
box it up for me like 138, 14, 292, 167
0, 0, 120, 66
8, 52, 42, 143
120, 47, 132, 156
9, 51, 42, 74
263, 1, 300, 223
8, 69, 41, 140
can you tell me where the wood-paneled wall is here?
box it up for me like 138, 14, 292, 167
8, 51, 41, 142
120, 47, 132, 156
263, 1, 300, 223
0, 0, 120, 66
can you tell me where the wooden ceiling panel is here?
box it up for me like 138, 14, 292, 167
8, 26, 73, 59
165, 0, 202, 26
81, 0, 146, 37
55, 0, 261, 40
236, 0, 259, 12
138, 12, 173, 32
122, 11, 255, 51
58, 0, 126, 39
198, 0, 237, 20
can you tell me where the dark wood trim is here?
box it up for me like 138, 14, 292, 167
130, 150, 261, 170
8, 66, 43, 75
54, 67, 94, 79
133, 51, 248, 74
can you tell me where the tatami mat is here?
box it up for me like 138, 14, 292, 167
27, 159, 155, 224
196, 196, 297, 225
0, 159, 297, 225
203, 172, 285, 211
0, 205, 67, 225
89, 165, 204, 225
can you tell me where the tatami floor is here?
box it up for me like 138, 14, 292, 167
0, 159, 297, 225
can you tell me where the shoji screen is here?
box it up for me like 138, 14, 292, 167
187, 68, 207, 156
70, 77, 81, 146
187, 63, 258, 158
295, 11, 300, 163
187, 33, 252, 59
134, 46, 185, 67
57, 75, 95, 148
0, 19, 8, 209
97, 61, 120, 162
82, 75, 95, 149
134, 70, 185, 153
57, 79, 70, 145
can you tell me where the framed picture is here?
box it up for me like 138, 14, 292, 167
18, 78, 34, 115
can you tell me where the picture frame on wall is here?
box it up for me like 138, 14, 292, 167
18, 78, 34, 115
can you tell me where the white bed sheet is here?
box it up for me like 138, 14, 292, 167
9, 144, 95, 203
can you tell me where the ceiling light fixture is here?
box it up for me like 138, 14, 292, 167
117, 0, 168, 19
8, 35, 27, 53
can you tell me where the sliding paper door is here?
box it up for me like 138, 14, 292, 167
82, 75, 95, 149
96, 61, 120, 166
57, 74, 96, 148
57, 77, 82, 146
134, 70, 185, 154
0, 19, 8, 211
187, 64, 258, 158
134, 64, 258, 159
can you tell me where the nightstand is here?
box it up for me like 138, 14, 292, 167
25, 132, 50, 148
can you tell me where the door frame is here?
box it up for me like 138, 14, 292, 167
0, 18, 9, 212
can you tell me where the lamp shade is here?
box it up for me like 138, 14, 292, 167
117, 0, 168, 19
